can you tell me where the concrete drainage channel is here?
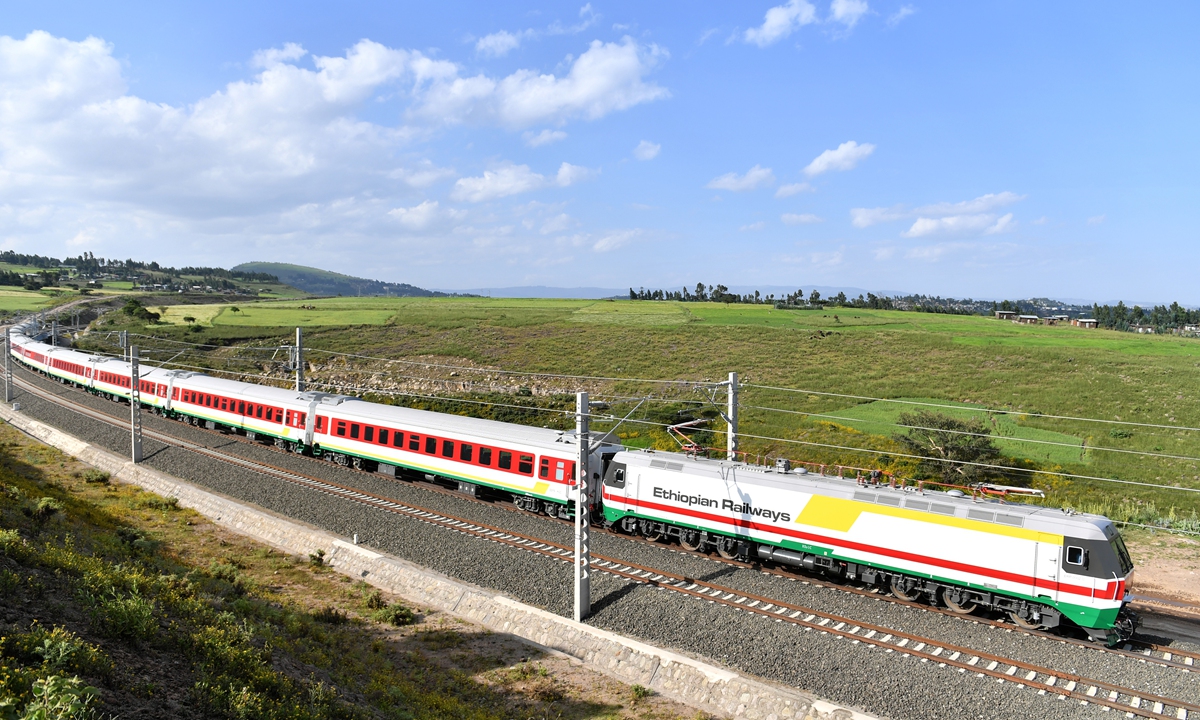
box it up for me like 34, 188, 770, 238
0, 403, 875, 720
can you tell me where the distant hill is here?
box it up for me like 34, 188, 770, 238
232, 262, 448, 298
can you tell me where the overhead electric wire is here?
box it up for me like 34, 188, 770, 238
743, 383, 1200, 433
741, 403, 1200, 465
76, 330, 1200, 495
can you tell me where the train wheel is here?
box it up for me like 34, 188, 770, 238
1008, 610, 1042, 631
544, 502, 561, 519
639, 520, 664, 543
617, 516, 639, 534
715, 536, 739, 560
889, 575, 922, 602
679, 529, 703, 552
942, 587, 978, 614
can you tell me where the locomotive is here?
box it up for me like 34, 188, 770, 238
7, 320, 1138, 644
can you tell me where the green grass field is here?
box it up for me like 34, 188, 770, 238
0, 287, 64, 312
84, 296, 1200, 526
823, 398, 1089, 466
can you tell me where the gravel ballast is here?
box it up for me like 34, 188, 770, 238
11, 367, 1199, 720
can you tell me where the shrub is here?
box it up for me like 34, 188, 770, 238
25, 497, 64, 521
83, 590, 157, 642
0, 528, 26, 558
362, 590, 387, 611
79, 470, 109, 485
16, 674, 99, 720
631, 684, 652, 702
312, 606, 348, 625
308, 549, 326, 566
30, 627, 112, 678
370, 603, 415, 627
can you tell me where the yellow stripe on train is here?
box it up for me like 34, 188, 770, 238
795, 494, 1061, 543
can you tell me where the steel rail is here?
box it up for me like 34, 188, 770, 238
13, 367, 1200, 684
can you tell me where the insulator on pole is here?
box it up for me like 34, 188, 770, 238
574, 391, 591, 622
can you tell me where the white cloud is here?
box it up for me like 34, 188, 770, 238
745, 0, 818, 47
449, 161, 594, 202
779, 249, 844, 267
451, 164, 546, 202
524, 129, 568, 147
252, 42, 307, 69
1031, 216, 1048, 225
740, 221, 766, 231
556, 162, 596, 186
413, 37, 669, 129
1088, 214, 1106, 225
706, 165, 775, 192
389, 200, 443, 230
476, 30, 526, 58
548, 4, 600, 36
389, 162, 457, 188
887, 5, 916, 26
852, 192, 1025, 229
592, 228, 640, 252
633, 140, 660, 160
850, 205, 907, 228
775, 182, 813, 197
830, 0, 870, 28
913, 191, 1024, 216
782, 213, 822, 225
540, 213, 575, 234
803, 140, 875, 176
902, 212, 1014, 238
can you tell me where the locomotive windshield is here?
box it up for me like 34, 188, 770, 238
1110, 532, 1134, 575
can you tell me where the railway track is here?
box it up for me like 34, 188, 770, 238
11, 370, 1200, 719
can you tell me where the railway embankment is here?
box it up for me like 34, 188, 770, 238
0, 400, 874, 720
11, 363, 1200, 720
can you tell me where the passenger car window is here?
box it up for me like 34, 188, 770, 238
478, 447, 492, 466
336, 422, 346, 437
518, 454, 534, 475
409, 435, 420, 451
393, 432, 404, 448
460, 444, 473, 462
498, 451, 512, 470
350, 424, 360, 439
1066, 546, 1087, 566
378, 429, 388, 445
539, 458, 550, 478
364, 426, 374, 442
442, 440, 455, 458
425, 437, 437, 454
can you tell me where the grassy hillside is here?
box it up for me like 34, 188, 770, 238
86, 298, 1200, 527
0, 422, 690, 719
232, 263, 446, 299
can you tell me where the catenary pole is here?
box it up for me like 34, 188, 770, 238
130, 346, 142, 463
4, 328, 12, 403
295, 327, 304, 392
727, 371, 738, 461
574, 391, 591, 622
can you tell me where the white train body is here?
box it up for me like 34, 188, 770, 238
7, 322, 617, 509
601, 451, 1134, 639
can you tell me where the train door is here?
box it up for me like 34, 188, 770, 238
1033, 536, 1060, 602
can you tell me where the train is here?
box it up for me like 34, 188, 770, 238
6, 320, 1139, 644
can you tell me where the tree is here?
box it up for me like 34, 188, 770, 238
894, 411, 1001, 485
809, 290, 821, 304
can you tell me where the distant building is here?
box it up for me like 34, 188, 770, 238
1071, 318, 1098, 328
1130, 324, 1155, 334
995, 310, 1017, 320
1050, 314, 1070, 322
1184, 324, 1200, 332
1016, 315, 1041, 325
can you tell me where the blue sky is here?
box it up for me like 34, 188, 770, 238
0, 2, 1197, 302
